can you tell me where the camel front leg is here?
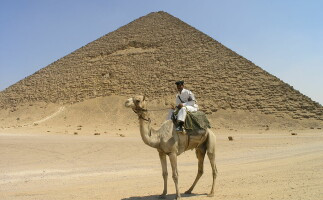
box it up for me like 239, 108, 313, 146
159, 151, 168, 198
169, 153, 181, 200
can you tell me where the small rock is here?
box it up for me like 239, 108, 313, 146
211, 108, 218, 112
228, 136, 233, 141
291, 133, 297, 136
94, 133, 100, 135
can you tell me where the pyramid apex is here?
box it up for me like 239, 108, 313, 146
1, 11, 321, 121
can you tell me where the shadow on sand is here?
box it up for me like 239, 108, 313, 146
121, 193, 207, 200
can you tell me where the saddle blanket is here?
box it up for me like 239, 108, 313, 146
183, 111, 211, 132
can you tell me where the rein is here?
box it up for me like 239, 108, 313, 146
132, 107, 170, 121
132, 98, 170, 121
146, 108, 170, 112
132, 107, 151, 122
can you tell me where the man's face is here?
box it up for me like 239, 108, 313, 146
177, 84, 184, 92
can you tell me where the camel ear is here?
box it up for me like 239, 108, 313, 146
143, 95, 146, 101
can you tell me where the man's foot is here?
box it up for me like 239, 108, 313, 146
176, 121, 184, 133
176, 125, 183, 132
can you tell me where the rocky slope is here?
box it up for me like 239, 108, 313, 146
0, 11, 322, 121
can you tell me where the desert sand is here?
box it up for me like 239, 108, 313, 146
1, 130, 322, 200
1, 96, 322, 199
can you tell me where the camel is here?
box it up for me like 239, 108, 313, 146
125, 95, 217, 200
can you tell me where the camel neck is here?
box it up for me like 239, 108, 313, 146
138, 112, 160, 149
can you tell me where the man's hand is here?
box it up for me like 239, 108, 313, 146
177, 104, 184, 109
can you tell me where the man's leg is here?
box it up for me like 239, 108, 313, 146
177, 106, 197, 122
176, 120, 184, 132
176, 108, 187, 132
177, 107, 187, 122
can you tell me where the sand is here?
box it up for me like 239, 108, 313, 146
1, 96, 322, 199
1, 131, 322, 200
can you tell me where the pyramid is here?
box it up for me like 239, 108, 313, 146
0, 11, 322, 121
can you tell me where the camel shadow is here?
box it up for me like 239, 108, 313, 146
121, 193, 207, 200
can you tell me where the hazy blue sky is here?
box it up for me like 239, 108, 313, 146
1, 0, 322, 105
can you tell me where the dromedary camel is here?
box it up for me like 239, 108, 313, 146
125, 95, 217, 200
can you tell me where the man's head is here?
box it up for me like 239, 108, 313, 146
175, 80, 184, 92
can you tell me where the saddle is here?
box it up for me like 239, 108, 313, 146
172, 110, 211, 134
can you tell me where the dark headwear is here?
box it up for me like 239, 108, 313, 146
175, 80, 184, 86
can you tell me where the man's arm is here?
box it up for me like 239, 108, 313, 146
182, 91, 196, 107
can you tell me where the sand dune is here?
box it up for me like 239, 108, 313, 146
1, 96, 321, 136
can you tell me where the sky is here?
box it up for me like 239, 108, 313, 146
0, 0, 322, 105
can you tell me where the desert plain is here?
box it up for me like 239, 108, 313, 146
0, 96, 322, 200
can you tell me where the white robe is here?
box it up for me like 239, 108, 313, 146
167, 88, 198, 122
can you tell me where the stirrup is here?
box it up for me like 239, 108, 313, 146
176, 126, 186, 134
176, 126, 183, 132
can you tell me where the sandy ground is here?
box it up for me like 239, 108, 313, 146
1, 131, 322, 200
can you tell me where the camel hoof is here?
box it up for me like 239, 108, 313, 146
159, 194, 166, 199
207, 193, 214, 197
184, 190, 192, 194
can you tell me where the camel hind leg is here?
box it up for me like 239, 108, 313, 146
206, 130, 217, 197
185, 144, 207, 194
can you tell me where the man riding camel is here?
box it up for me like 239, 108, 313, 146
169, 80, 198, 132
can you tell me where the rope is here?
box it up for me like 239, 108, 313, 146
146, 107, 171, 112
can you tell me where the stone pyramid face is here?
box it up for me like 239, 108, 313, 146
0, 11, 322, 120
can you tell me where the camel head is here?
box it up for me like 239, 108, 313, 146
125, 95, 148, 113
